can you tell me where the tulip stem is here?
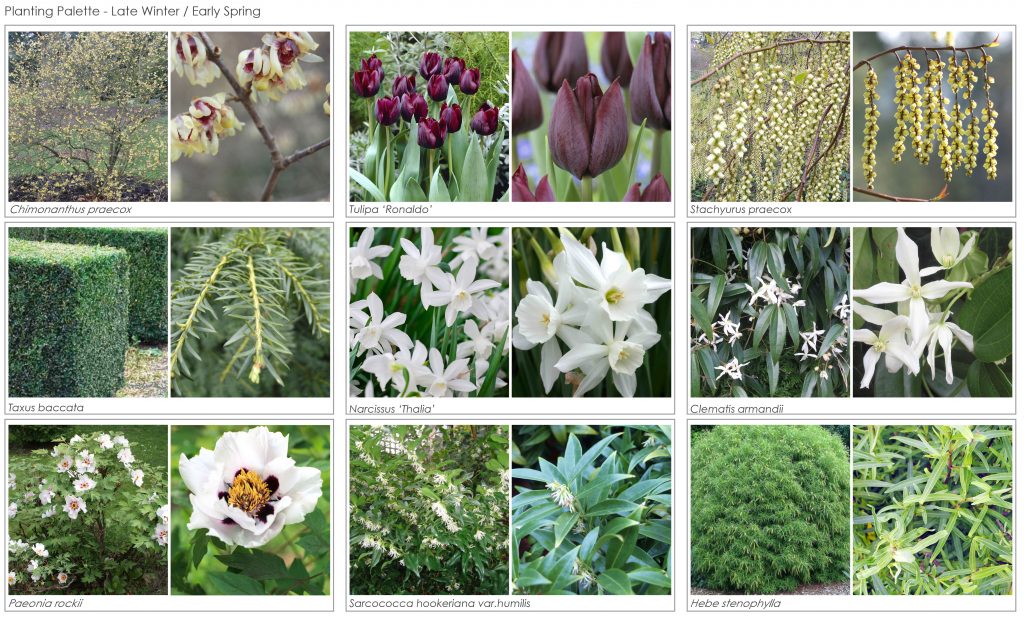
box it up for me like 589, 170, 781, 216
447, 139, 453, 180
651, 129, 665, 178
383, 128, 391, 201
367, 100, 374, 142
581, 176, 593, 202
428, 150, 435, 191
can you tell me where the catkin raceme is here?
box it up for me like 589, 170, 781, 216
862, 68, 880, 188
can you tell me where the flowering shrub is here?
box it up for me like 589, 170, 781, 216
852, 227, 1012, 397
170, 31, 330, 201
170, 227, 330, 397
171, 425, 329, 595
6, 428, 167, 594
348, 31, 510, 202
691, 425, 849, 594
349, 425, 509, 594
349, 227, 510, 397
691, 227, 850, 397
8, 31, 167, 202
511, 426, 671, 594
512, 227, 672, 397
511, 31, 671, 202
853, 425, 1012, 594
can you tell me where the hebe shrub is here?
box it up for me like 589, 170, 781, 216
9, 239, 129, 397
10, 227, 167, 342
691, 425, 850, 593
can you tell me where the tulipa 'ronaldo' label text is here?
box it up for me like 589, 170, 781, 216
350, 203, 432, 215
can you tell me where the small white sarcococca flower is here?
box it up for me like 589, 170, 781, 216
179, 426, 323, 548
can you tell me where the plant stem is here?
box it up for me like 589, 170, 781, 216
383, 128, 391, 201
580, 175, 593, 201
367, 100, 374, 143
428, 150, 435, 191
651, 129, 665, 179
447, 138, 453, 181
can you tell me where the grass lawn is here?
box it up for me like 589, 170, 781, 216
8, 425, 167, 469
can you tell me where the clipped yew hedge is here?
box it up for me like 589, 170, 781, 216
10, 227, 167, 341
691, 425, 850, 593
9, 239, 129, 397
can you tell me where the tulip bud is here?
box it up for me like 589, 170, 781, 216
459, 67, 480, 95
512, 49, 543, 135
418, 117, 447, 149
420, 51, 442, 79
375, 96, 401, 126
534, 32, 588, 93
439, 103, 462, 133
352, 66, 382, 98
427, 74, 449, 102
629, 32, 671, 130
600, 32, 633, 85
470, 103, 499, 136
623, 173, 670, 201
548, 74, 628, 179
392, 73, 416, 98
511, 163, 555, 201
363, 54, 383, 76
401, 92, 428, 123
443, 57, 466, 85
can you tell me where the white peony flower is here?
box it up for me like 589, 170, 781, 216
131, 469, 145, 487
157, 504, 170, 526
7, 503, 17, 518
73, 476, 96, 493
178, 426, 323, 548
63, 495, 86, 519
153, 524, 169, 546
31, 543, 48, 558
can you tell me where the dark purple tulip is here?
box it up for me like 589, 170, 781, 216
459, 67, 480, 95
352, 67, 381, 98
534, 32, 588, 93
401, 93, 428, 123
548, 74, 628, 179
427, 74, 449, 102
470, 103, 499, 136
511, 163, 555, 202
443, 57, 466, 84
439, 103, 462, 133
363, 54, 383, 76
601, 32, 633, 85
511, 49, 542, 135
623, 173, 670, 201
392, 73, 416, 98
375, 96, 401, 126
629, 32, 671, 130
417, 117, 447, 148
419, 51, 442, 79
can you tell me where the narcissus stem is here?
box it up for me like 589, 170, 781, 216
581, 176, 593, 201
651, 129, 665, 178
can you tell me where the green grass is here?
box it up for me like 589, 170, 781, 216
68, 425, 167, 469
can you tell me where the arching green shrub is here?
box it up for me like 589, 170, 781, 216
691, 425, 849, 593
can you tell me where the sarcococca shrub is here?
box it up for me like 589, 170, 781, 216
691, 425, 850, 593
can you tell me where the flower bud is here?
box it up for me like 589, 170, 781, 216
548, 74, 628, 179
511, 163, 555, 201
353, 64, 382, 98
623, 173, 670, 201
534, 32, 588, 93
401, 92, 428, 123
392, 73, 416, 98
439, 102, 462, 133
418, 117, 447, 149
629, 32, 671, 130
172, 32, 221, 86
443, 56, 466, 85
470, 103, 499, 136
427, 74, 449, 102
420, 51, 442, 79
459, 67, 480, 95
375, 96, 401, 126
512, 49, 543, 135
600, 32, 633, 85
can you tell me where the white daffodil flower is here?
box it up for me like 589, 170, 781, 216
449, 227, 504, 267
424, 348, 477, 397
398, 226, 444, 308
456, 320, 495, 360
179, 426, 323, 548
349, 227, 393, 286
424, 256, 499, 327
361, 341, 430, 396
931, 227, 975, 269
554, 309, 661, 398
853, 228, 973, 343
349, 292, 413, 355
714, 357, 750, 380
559, 232, 670, 322
914, 314, 975, 384
852, 315, 921, 389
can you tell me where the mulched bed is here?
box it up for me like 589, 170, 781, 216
9, 173, 167, 202
691, 581, 850, 596
116, 344, 168, 398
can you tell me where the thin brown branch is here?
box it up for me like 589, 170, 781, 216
852, 184, 950, 202
691, 38, 848, 86
282, 137, 330, 167
852, 37, 999, 71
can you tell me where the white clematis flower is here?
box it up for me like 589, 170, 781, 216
931, 227, 975, 269
714, 357, 750, 380
853, 228, 972, 343
852, 315, 920, 389
914, 314, 975, 384
178, 426, 323, 548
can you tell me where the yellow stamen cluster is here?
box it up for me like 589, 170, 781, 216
227, 469, 271, 515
